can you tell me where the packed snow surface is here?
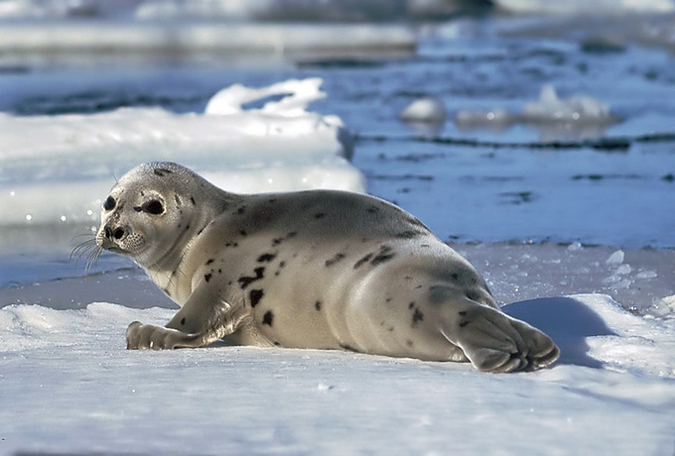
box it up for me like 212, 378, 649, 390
1, 294, 674, 454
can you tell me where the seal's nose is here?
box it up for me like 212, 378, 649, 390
104, 225, 127, 241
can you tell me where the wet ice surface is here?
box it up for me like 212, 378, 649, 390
1, 8, 675, 455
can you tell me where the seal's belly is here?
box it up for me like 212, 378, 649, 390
225, 235, 491, 357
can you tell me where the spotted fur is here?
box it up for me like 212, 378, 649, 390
101, 162, 560, 373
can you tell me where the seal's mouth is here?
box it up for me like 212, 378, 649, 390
97, 237, 128, 255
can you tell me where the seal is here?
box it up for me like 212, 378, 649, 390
96, 162, 559, 373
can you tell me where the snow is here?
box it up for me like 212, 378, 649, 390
0, 78, 365, 227
1, 294, 674, 454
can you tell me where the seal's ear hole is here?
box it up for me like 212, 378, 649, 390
103, 196, 116, 211
142, 199, 164, 215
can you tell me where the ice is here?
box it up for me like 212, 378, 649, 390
1, 294, 674, 454
0, 21, 416, 66
398, 96, 447, 124
494, 0, 675, 14
521, 85, 615, 125
0, 78, 365, 227
454, 85, 619, 139
606, 249, 625, 265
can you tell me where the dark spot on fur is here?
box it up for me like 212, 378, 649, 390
385, 297, 392, 303
180, 318, 186, 326
174, 195, 182, 206
406, 340, 414, 348
325, 253, 346, 267
272, 232, 297, 247
314, 212, 325, 219
225, 242, 239, 248
279, 261, 286, 268
238, 267, 265, 289
388, 327, 394, 332
257, 253, 277, 263
367, 206, 378, 214
240, 230, 247, 237
371, 245, 396, 266
412, 308, 424, 326
451, 273, 459, 281
197, 228, 204, 235
406, 216, 429, 231
185, 224, 190, 231
153, 168, 172, 177
459, 321, 470, 328
274, 341, 281, 346
339, 344, 356, 352
250, 289, 264, 307
206, 259, 215, 265
315, 301, 322, 311
268, 198, 278, 203
353, 253, 374, 269
262, 311, 274, 326
237, 206, 246, 215
396, 230, 419, 239
458, 311, 467, 317
466, 291, 481, 301
204, 273, 212, 283
190, 196, 196, 205
408, 302, 415, 309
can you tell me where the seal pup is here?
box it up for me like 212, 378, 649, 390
96, 162, 559, 373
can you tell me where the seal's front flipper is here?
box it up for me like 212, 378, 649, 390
126, 321, 202, 349
126, 284, 250, 350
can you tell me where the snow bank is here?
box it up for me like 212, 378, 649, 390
0, 78, 365, 227
1, 294, 674, 454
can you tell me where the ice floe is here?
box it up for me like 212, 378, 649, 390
0, 78, 365, 227
454, 84, 620, 140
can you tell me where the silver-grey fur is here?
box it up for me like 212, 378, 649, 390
97, 162, 559, 373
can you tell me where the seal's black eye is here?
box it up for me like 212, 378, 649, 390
103, 196, 116, 211
142, 199, 164, 215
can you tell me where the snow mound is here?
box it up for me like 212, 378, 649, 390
0, 78, 365, 227
1, 294, 674, 454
